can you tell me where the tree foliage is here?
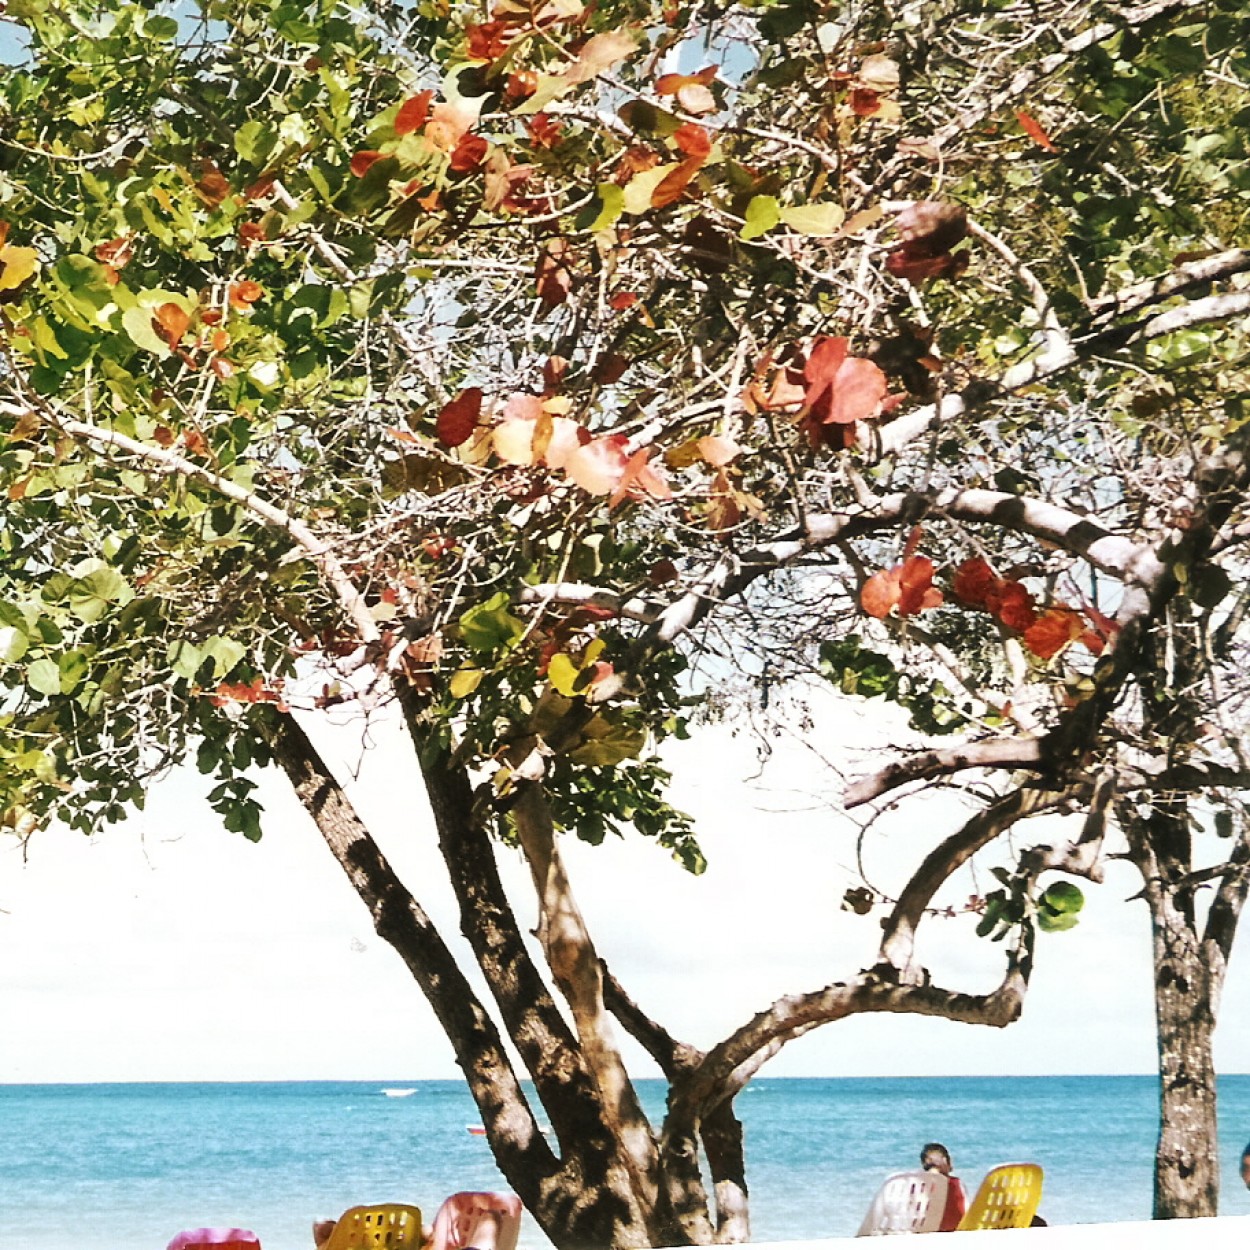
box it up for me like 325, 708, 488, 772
3, 0, 1250, 1240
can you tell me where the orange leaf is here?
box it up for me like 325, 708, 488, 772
609, 446, 672, 508
655, 65, 718, 95
1016, 109, 1059, 153
152, 302, 190, 348
564, 435, 629, 495
436, 387, 483, 447
860, 568, 901, 619
672, 122, 712, 161
1022, 607, 1084, 659
395, 90, 435, 136
696, 435, 740, 466
564, 31, 637, 84
228, 280, 264, 311
650, 156, 702, 209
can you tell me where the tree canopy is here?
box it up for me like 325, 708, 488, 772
3, 0, 1250, 1240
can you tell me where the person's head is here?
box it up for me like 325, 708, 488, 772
921, 1142, 953, 1175
1240, 1144, 1250, 1189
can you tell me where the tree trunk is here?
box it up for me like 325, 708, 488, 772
1150, 890, 1220, 1218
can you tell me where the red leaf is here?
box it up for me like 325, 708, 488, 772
449, 133, 489, 172
466, 20, 511, 61
591, 351, 630, 385
1016, 109, 1059, 152
827, 356, 888, 424
437, 387, 483, 447
350, 150, 385, 177
395, 90, 435, 136
986, 580, 1037, 631
609, 292, 638, 310
94, 235, 135, 269
527, 113, 563, 149
952, 557, 995, 607
896, 555, 942, 616
535, 238, 574, 309
849, 88, 881, 117
802, 336, 849, 408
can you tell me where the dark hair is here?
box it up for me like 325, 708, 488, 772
1242, 1142, 1250, 1159
921, 1142, 952, 1169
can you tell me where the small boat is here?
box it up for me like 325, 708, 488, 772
381, 1088, 417, 1098
467, 1124, 488, 1135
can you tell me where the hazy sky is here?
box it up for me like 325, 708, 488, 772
3, 687, 1249, 1084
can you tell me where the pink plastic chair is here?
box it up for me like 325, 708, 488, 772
428, 1193, 522, 1250
166, 1231, 261, 1250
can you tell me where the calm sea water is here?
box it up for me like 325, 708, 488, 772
4, 1076, 1250, 1249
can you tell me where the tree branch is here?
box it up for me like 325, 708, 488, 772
262, 711, 558, 1194
844, 738, 1044, 809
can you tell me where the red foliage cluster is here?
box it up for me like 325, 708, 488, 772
952, 557, 1117, 659
209, 676, 288, 711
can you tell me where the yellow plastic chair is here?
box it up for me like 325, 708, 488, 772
956, 1163, 1043, 1231
321, 1205, 424, 1250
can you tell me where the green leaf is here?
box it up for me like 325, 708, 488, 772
459, 592, 524, 653
26, 657, 62, 696
69, 567, 131, 622
579, 184, 625, 233
1040, 880, 1085, 914
741, 195, 781, 240
779, 202, 846, 236
144, 14, 179, 39
168, 640, 204, 681
0, 625, 28, 663
201, 636, 247, 678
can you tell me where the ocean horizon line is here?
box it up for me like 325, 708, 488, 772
4, 1070, 1242, 1087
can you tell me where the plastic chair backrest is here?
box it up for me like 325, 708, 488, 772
166, 1230, 261, 1250
855, 1170, 948, 1236
428, 1192, 522, 1250
957, 1163, 1043, 1231
322, 1205, 424, 1250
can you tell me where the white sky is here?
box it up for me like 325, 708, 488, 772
3, 687, 1249, 1084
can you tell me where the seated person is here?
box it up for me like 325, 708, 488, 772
920, 1142, 966, 1232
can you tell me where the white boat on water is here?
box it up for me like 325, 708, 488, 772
381, 1088, 417, 1097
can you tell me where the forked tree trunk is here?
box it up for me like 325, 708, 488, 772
1150, 892, 1220, 1218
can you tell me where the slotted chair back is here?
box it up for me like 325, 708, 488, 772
322, 1205, 424, 1250
957, 1163, 1043, 1231
855, 1170, 949, 1236
429, 1192, 522, 1250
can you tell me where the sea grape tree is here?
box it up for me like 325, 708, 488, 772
2, 0, 1249, 1240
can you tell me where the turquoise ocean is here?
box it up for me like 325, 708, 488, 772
5, 1076, 1250, 1250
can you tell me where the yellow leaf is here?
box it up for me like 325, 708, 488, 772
449, 667, 484, 698
0, 245, 39, 293
547, 653, 582, 696
779, 202, 846, 237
